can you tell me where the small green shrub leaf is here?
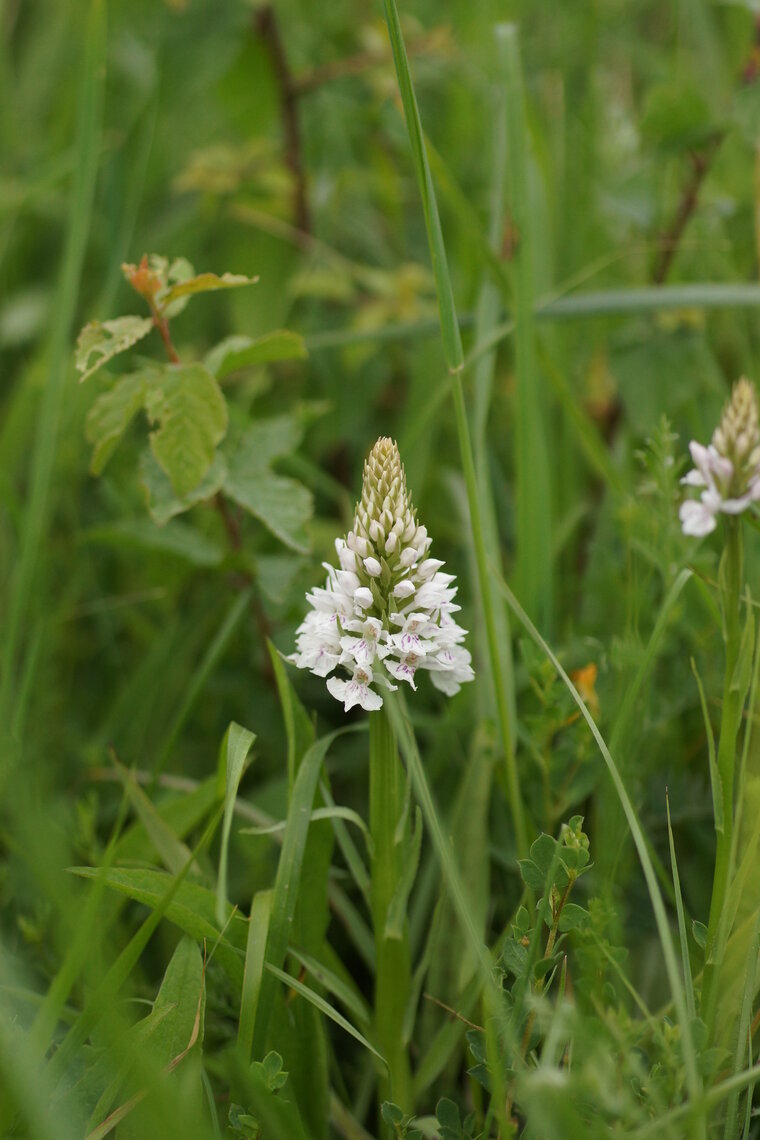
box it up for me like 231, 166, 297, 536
144, 362, 228, 497
160, 270, 259, 309
205, 330, 307, 379
140, 450, 227, 526
517, 858, 546, 891
223, 416, 313, 552
692, 919, 708, 949
75, 315, 153, 381
85, 371, 148, 474
558, 903, 590, 932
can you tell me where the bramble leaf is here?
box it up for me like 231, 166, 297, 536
144, 362, 228, 497
75, 315, 153, 381
139, 450, 227, 526
205, 330, 307, 380
85, 370, 148, 474
160, 270, 259, 309
223, 415, 313, 552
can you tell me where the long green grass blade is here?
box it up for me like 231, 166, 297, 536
501, 24, 553, 630
154, 587, 253, 779
264, 963, 384, 1066
215, 722, 256, 925
665, 792, 697, 1022
250, 732, 337, 1057
50, 803, 224, 1080
0, 0, 104, 751
238, 888, 272, 1061
381, 0, 528, 861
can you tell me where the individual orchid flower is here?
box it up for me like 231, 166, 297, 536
290, 437, 474, 711
680, 378, 760, 536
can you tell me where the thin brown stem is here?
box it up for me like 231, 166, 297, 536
291, 32, 446, 98
149, 303, 180, 364
255, 5, 310, 232
422, 993, 484, 1032
651, 133, 723, 285
150, 305, 275, 676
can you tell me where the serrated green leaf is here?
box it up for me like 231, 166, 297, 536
205, 331, 307, 379
139, 449, 227, 526
144, 363, 228, 497
160, 271, 259, 309
85, 371, 148, 474
75, 316, 153, 381
224, 417, 312, 552
226, 471, 313, 552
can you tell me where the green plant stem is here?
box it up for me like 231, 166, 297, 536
369, 707, 412, 1119
702, 519, 744, 1035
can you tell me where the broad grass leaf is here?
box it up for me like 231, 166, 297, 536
75, 316, 153, 381
216, 722, 256, 926
69, 867, 246, 988
115, 937, 206, 1140
145, 363, 228, 497
250, 733, 335, 1057
148, 936, 205, 1060
113, 778, 218, 865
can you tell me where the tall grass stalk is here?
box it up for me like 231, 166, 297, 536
0, 0, 104, 755
501, 24, 554, 633
381, 0, 528, 861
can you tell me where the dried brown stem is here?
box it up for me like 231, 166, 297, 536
422, 992, 483, 1031
652, 132, 723, 286
255, 4, 310, 232
291, 32, 444, 97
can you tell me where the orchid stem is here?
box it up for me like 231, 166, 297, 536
369, 706, 412, 1124
702, 517, 743, 1036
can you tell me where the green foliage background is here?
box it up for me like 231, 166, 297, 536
4, 0, 760, 1136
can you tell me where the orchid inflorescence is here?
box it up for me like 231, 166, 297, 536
290, 437, 474, 711
680, 377, 760, 537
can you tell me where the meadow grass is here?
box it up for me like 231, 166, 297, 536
4, 1, 760, 1137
